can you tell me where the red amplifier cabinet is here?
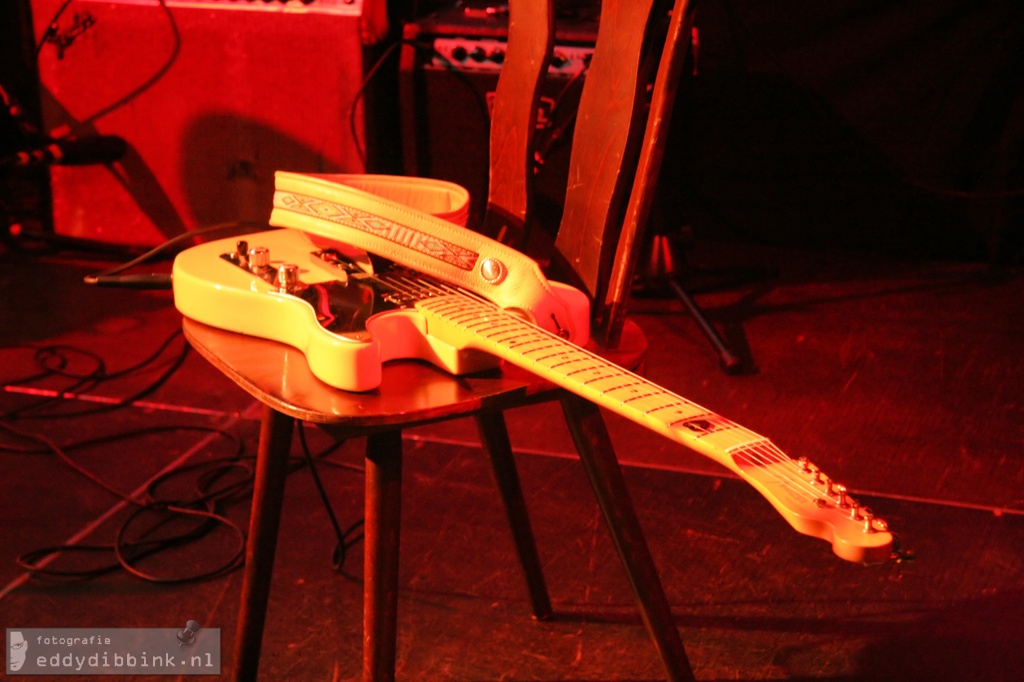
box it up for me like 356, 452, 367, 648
31, 0, 373, 246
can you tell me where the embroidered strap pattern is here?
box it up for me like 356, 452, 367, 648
278, 192, 479, 271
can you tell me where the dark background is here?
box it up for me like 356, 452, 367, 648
3, 1, 1021, 263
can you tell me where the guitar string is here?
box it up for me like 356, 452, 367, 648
388, 276, 886, 536
412, 278, 841, 507
386, 277, 879, 530
378, 274, 846, 512
386, 276, 826, 491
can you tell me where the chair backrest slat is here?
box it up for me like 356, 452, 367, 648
486, 0, 689, 348
554, 0, 660, 305
483, 0, 554, 246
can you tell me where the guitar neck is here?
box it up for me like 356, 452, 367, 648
411, 286, 894, 564
416, 290, 764, 474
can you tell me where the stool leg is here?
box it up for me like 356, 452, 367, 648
560, 394, 696, 682
475, 411, 553, 620
363, 430, 403, 682
233, 407, 295, 682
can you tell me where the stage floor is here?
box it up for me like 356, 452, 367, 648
1, 235, 1021, 680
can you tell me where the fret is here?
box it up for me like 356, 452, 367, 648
545, 356, 594, 371
620, 390, 672, 405
520, 344, 566, 359
488, 330, 532, 344
667, 412, 740, 437
666, 411, 714, 428
598, 380, 648, 396
579, 371, 632, 388
438, 305, 485, 321
507, 337, 560, 352
724, 436, 776, 460
441, 311, 482, 326
465, 319, 520, 333
563, 364, 607, 378
426, 298, 469, 313
531, 349, 577, 362
477, 331, 522, 346
729, 439, 781, 463
503, 330, 548, 345
639, 399, 697, 417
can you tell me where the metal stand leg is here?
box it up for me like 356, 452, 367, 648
647, 233, 743, 374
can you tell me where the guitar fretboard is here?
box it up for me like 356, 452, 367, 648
403, 282, 770, 464
375, 274, 893, 563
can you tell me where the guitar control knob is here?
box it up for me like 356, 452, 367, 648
249, 246, 270, 270
277, 263, 300, 293
236, 240, 249, 266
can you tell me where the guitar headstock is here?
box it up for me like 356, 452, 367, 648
734, 451, 895, 564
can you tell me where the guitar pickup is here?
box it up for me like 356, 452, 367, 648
311, 247, 380, 283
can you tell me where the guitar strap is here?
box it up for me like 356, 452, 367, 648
269, 172, 589, 344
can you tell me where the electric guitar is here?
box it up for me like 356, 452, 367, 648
173, 228, 895, 564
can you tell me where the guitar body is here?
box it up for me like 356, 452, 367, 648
173, 228, 895, 564
173, 229, 512, 392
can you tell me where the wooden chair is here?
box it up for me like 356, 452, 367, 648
181, 0, 697, 679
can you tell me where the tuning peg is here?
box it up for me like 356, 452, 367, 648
861, 507, 882, 533
834, 483, 850, 508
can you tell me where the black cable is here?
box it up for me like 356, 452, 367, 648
5, 422, 252, 583
348, 33, 511, 168
297, 422, 365, 573
82, 220, 267, 287
35, 0, 75, 57
1, 323, 252, 582
349, 39, 405, 169
1, 328, 190, 420
37, 1, 182, 130
4, 364, 373, 582
1, 343, 107, 411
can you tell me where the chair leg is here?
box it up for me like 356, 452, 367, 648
233, 407, 295, 682
560, 394, 696, 682
363, 430, 404, 682
475, 411, 553, 620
